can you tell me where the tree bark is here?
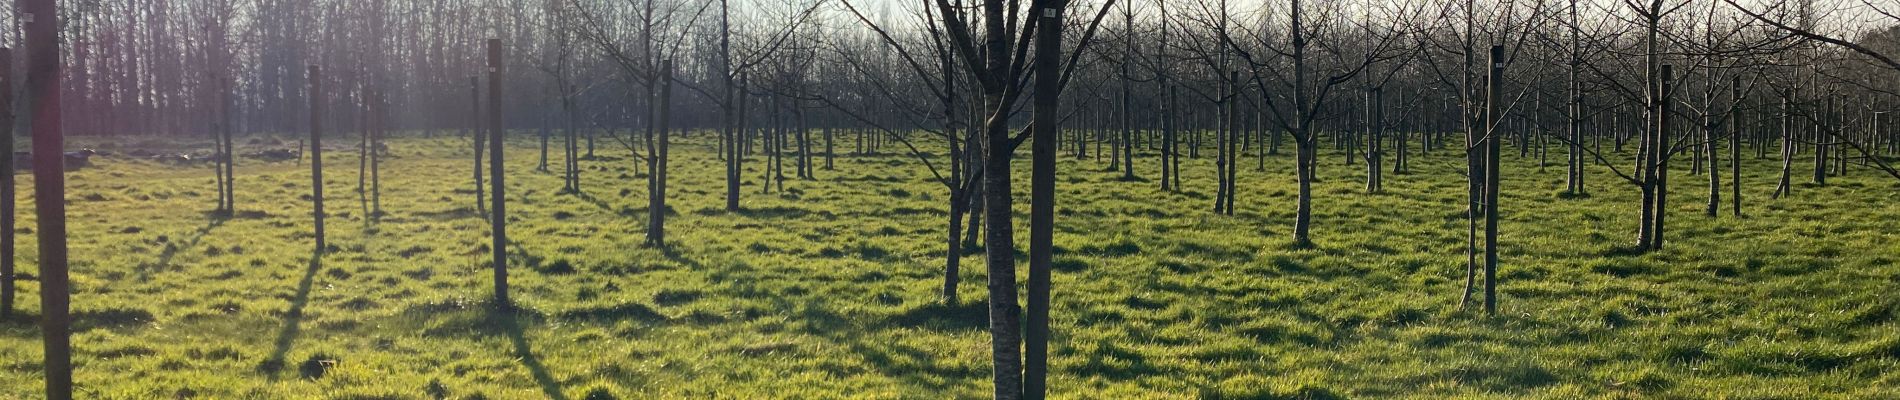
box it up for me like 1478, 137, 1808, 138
1024, 5, 1065, 397
311, 66, 327, 253
26, 1, 71, 393
472, 77, 485, 215
1773, 94, 1793, 199
1813, 98, 1829, 185
1650, 65, 1674, 251
648, 60, 672, 247
0, 48, 16, 319
486, 39, 509, 307
1731, 78, 1743, 216
1482, 45, 1503, 315
728, 74, 744, 211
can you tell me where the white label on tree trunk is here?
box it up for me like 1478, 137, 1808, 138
21, 13, 32, 23
1043, 8, 1059, 18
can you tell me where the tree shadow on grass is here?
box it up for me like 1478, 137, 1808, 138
887, 301, 988, 332
658, 246, 705, 270
842, 338, 982, 393
1074, 341, 1162, 381
572, 191, 614, 213
494, 305, 569, 400
731, 206, 813, 219
259, 251, 321, 378
384, 299, 569, 399
135, 215, 227, 282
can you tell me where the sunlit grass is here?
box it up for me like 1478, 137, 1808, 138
0, 131, 1894, 399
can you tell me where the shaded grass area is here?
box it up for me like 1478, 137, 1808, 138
0, 132, 1894, 399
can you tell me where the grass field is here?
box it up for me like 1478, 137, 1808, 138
0, 131, 1896, 399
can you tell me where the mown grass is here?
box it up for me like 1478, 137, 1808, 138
0, 131, 1896, 399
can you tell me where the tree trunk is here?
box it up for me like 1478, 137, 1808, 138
0, 48, 16, 319
26, 1, 71, 393
472, 77, 485, 215
1650, 65, 1674, 251
222, 79, 236, 213
1482, 45, 1503, 315
648, 60, 672, 247
1705, 77, 1721, 218
1773, 94, 1793, 199
981, 105, 1022, 400
945, 186, 964, 303
1223, 72, 1239, 214
1566, 4, 1583, 196
1813, 98, 1829, 185
1366, 87, 1384, 193
359, 87, 371, 219
311, 66, 327, 253
374, 91, 384, 216
1214, 78, 1231, 212
727, 75, 744, 211
1120, 10, 1134, 180
486, 39, 509, 307
1731, 78, 1743, 216
1023, 6, 1064, 397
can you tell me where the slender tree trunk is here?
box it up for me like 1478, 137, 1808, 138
472, 77, 485, 215
648, 60, 672, 247
1566, 6, 1583, 196
486, 39, 509, 307
946, 187, 964, 303
1636, 7, 1663, 250
796, 105, 811, 179
1650, 65, 1674, 251
539, 100, 549, 172
311, 66, 327, 253
964, 130, 983, 249
372, 91, 383, 217
727, 75, 744, 211
1161, 86, 1175, 192
1367, 87, 1384, 193
1223, 72, 1239, 214
222, 80, 236, 212
1774, 94, 1793, 199
824, 121, 834, 171
1813, 98, 1829, 185
1482, 45, 1503, 315
1705, 79, 1721, 218
1290, 0, 1314, 247
1214, 79, 1230, 212
1120, 10, 1134, 180
1294, 139, 1314, 244
0, 48, 12, 319
1023, 7, 1064, 396
25, 2, 71, 393
359, 87, 371, 219
1731, 78, 1743, 216
1162, 88, 1178, 190
981, 105, 1021, 400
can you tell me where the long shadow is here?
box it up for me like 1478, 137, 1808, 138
496, 307, 569, 400
572, 190, 613, 213
260, 250, 321, 378
659, 246, 704, 270
135, 215, 227, 282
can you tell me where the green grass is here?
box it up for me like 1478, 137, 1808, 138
0, 132, 1896, 399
